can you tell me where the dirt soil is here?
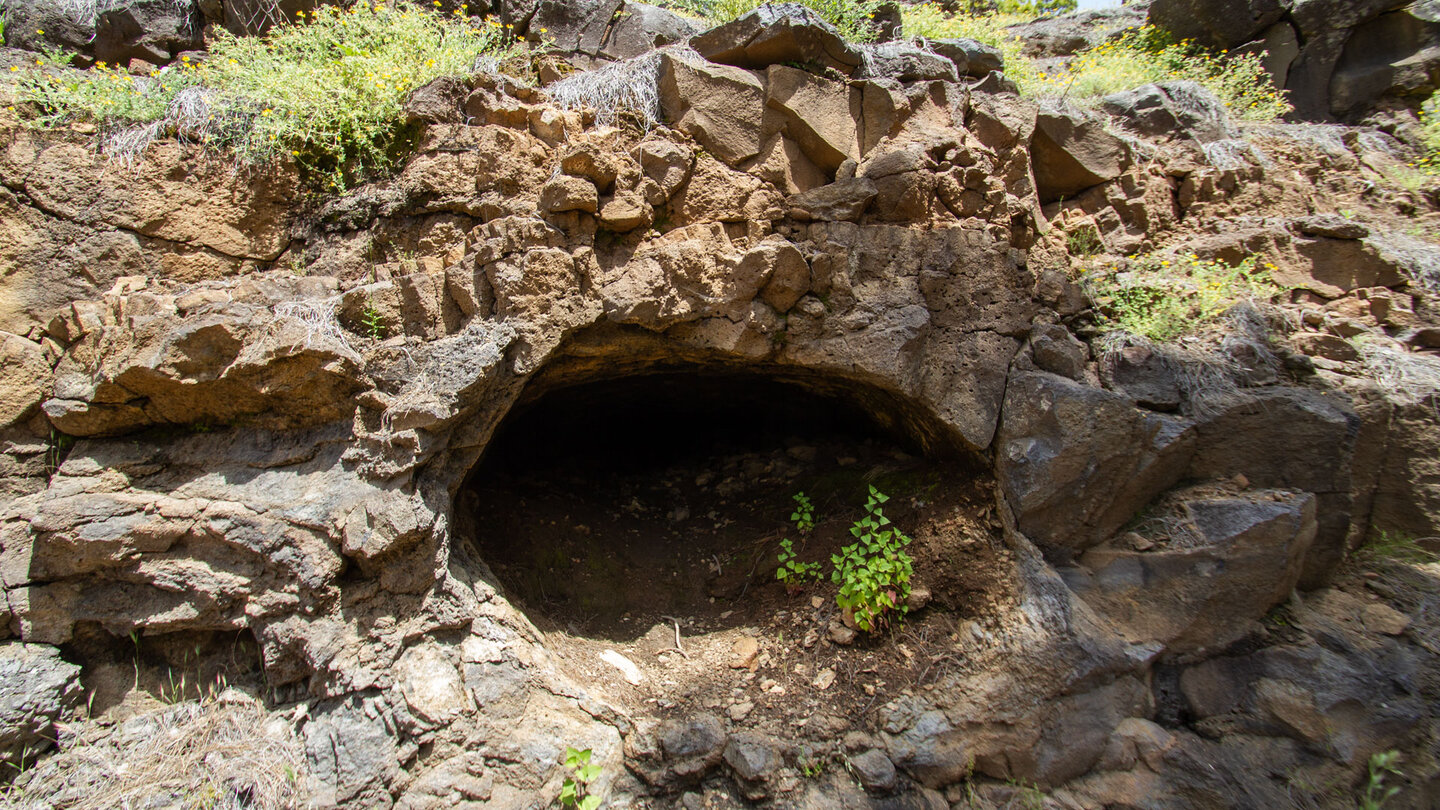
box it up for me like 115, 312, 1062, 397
462, 430, 1019, 728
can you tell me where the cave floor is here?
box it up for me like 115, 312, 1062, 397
465, 434, 1018, 726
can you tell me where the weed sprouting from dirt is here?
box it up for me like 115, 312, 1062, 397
832, 486, 914, 634
559, 746, 603, 810
1356, 531, 1440, 567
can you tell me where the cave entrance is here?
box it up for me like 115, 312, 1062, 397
458, 363, 989, 643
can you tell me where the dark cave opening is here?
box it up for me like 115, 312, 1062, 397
478, 371, 924, 476
457, 367, 989, 642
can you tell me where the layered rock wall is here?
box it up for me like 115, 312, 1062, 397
0, 6, 1438, 806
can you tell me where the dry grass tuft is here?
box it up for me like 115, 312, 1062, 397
547, 48, 672, 128
2, 691, 305, 810
273, 297, 350, 353
1357, 338, 1440, 406
1096, 304, 1283, 416
1201, 138, 1270, 171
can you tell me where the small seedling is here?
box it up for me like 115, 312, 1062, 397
1360, 750, 1402, 810
560, 747, 602, 810
776, 538, 823, 591
798, 753, 825, 778
1065, 226, 1103, 257
44, 427, 74, 477
831, 486, 913, 634
360, 303, 386, 340
790, 491, 815, 535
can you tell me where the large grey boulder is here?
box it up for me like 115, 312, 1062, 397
1329, 3, 1440, 118
996, 372, 1197, 561
1030, 100, 1131, 203
598, 1, 702, 60
925, 37, 1004, 78
1101, 81, 1237, 143
656, 713, 727, 786
528, 0, 700, 61
1189, 387, 1358, 586
1064, 491, 1318, 654
764, 65, 860, 172
0, 333, 49, 429
303, 692, 400, 807
856, 41, 959, 84
690, 3, 866, 75
657, 54, 767, 167
2, 0, 203, 65
1006, 5, 1149, 58
43, 298, 365, 437
1149, 0, 1440, 121
0, 643, 82, 764
1148, 0, 1288, 51
784, 177, 878, 221
1180, 592, 1426, 766
530, 0, 622, 57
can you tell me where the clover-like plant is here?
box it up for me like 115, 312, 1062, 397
831, 486, 913, 634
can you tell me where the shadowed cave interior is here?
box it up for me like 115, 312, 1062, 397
456, 368, 998, 643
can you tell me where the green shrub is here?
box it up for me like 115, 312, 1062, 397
998, 0, 1075, 13
708, 0, 884, 43
16, 2, 513, 188
900, 7, 1289, 121
831, 486, 913, 634
1359, 750, 1402, 810
1080, 253, 1284, 342
1415, 96, 1440, 175
1031, 25, 1290, 121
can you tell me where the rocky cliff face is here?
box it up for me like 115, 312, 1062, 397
1145, 0, 1440, 122
1, 5, 1439, 808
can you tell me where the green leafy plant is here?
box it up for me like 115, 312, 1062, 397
1079, 253, 1284, 342
776, 538, 823, 590
708, 0, 884, 42
16, 2, 513, 188
997, 0, 1075, 13
790, 491, 815, 535
831, 486, 913, 634
797, 753, 826, 778
1359, 750, 1402, 810
560, 747, 602, 810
